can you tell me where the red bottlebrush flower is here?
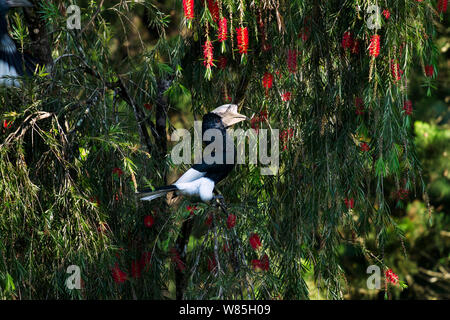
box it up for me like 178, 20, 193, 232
207, 255, 217, 272
287, 49, 298, 73
205, 213, 213, 226
385, 269, 399, 284
140, 251, 152, 271
281, 91, 292, 102
355, 97, 364, 115
203, 40, 214, 68
251, 117, 260, 133
236, 27, 249, 54
438, 0, 448, 12
218, 17, 227, 42
368, 35, 381, 57
403, 100, 413, 116
207, 0, 220, 22
112, 263, 128, 284
226, 214, 236, 229
131, 260, 141, 279
3, 120, 12, 129
249, 233, 262, 250
187, 205, 198, 215
382, 9, 390, 19
262, 72, 273, 93
397, 188, 409, 200
170, 248, 186, 272
298, 26, 310, 42
259, 110, 268, 121
344, 198, 355, 209
217, 56, 227, 69
144, 215, 155, 228
260, 254, 269, 271
351, 39, 360, 54
251, 259, 262, 271
425, 65, 434, 77
360, 142, 370, 152
341, 31, 353, 50
144, 103, 152, 110
112, 167, 123, 177
391, 60, 402, 82
182, 0, 194, 20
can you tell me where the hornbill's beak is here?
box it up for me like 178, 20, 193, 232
211, 104, 248, 127
6, 0, 33, 7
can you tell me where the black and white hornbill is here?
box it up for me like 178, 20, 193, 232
0, 0, 34, 87
137, 104, 247, 203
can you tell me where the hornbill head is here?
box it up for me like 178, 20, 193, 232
0, 0, 33, 12
210, 104, 248, 128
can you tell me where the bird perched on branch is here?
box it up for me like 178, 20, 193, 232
0, 0, 34, 87
137, 104, 247, 203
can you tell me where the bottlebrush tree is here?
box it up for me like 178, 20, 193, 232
0, 0, 445, 300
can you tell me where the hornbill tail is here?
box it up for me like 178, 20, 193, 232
136, 185, 178, 202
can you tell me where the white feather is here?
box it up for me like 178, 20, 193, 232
174, 177, 215, 202
174, 168, 206, 184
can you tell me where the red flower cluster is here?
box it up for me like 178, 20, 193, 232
262, 71, 273, 87
396, 189, 409, 200
250, 110, 268, 133
112, 263, 127, 284
280, 128, 294, 151
144, 215, 155, 228
369, 35, 381, 57
170, 248, 186, 272
236, 27, 249, 54
226, 214, 236, 229
360, 142, 370, 152
287, 49, 298, 73
355, 97, 364, 115
344, 198, 355, 209
249, 233, 262, 250
385, 269, 399, 284
252, 254, 269, 271
383, 9, 390, 19
217, 56, 227, 69
182, 0, 194, 20
438, 0, 448, 13
203, 40, 214, 68
3, 120, 12, 129
207, 0, 219, 22
298, 26, 310, 42
144, 103, 152, 110
425, 65, 434, 77
391, 60, 402, 82
218, 17, 228, 42
403, 100, 413, 116
342, 31, 353, 49
187, 205, 198, 216
112, 167, 123, 177
131, 260, 141, 279
281, 91, 292, 102
205, 213, 213, 226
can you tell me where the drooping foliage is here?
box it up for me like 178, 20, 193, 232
0, 0, 445, 299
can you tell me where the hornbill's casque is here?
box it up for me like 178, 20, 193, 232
0, 0, 34, 87
137, 104, 247, 203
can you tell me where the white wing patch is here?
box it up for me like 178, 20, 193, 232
174, 177, 215, 202
174, 168, 206, 184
